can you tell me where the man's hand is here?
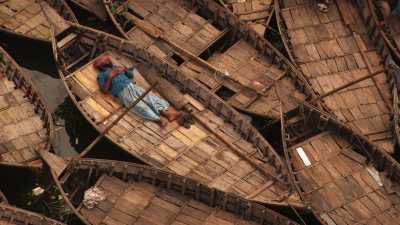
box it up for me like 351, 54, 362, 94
101, 70, 121, 93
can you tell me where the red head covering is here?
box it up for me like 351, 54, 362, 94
93, 55, 112, 70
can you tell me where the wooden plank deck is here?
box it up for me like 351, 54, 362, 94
289, 131, 400, 225
79, 174, 260, 225
180, 40, 305, 118
0, 49, 49, 166
0, 0, 50, 40
0, 0, 75, 41
227, 0, 273, 35
121, 0, 223, 59
279, 0, 395, 154
104, 0, 308, 119
64, 50, 302, 207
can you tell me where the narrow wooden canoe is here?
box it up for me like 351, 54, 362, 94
0, 203, 66, 225
276, 0, 399, 154
48, 158, 299, 225
69, 0, 108, 21
280, 101, 400, 225
48, 19, 304, 208
220, 0, 275, 36
0, 47, 53, 168
0, 0, 76, 42
103, 0, 314, 119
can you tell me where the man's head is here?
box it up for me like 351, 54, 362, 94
94, 56, 113, 71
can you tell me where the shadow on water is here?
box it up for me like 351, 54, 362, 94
0, 33, 57, 77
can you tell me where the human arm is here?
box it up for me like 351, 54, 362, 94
124, 67, 136, 79
97, 70, 120, 93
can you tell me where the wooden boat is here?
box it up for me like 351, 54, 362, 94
0, 203, 66, 225
280, 100, 400, 225
0, 0, 77, 42
68, 0, 108, 21
0, 46, 53, 168
276, 0, 400, 154
47, 158, 299, 225
103, 0, 313, 119
47, 15, 305, 208
219, 0, 275, 36
365, 0, 400, 61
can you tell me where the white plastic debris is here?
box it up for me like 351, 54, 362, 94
83, 187, 106, 209
32, 187, 45, 196
296, 147, 311, 167
367, 167, 383, 187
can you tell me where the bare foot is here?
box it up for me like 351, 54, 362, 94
162, 108, 182, 122
157, 117, 168, 128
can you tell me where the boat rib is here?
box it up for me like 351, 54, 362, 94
0, 0, 76, 42
0, 203, 66, 225
276, 0, 400, 154
48, 19, 304, 208
50, 158, 299, 225
0, 47, 53, 168
281, 101, 400, 225
103, 0, 313, 119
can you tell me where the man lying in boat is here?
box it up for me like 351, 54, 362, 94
95, 56, 181, 127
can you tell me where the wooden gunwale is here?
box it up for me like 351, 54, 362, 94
365, 0, 400, 61
0, 47, 54, 168
49, 21, 304, 208
51, 158, 299, 225
103, 0, 319, 119
281, 101, 400, 224
0, 0, 77, 42
69, 0, 108, 21
0, 203, 66, 225
360, 0, 400, 149
276, 0, 399, 154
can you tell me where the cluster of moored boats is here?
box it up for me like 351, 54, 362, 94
1, 0, 400, 224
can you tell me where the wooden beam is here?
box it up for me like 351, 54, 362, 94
310, 69, 386, 103
79, 82, 157, 157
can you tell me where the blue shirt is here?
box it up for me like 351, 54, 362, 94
97, 68, 135, 97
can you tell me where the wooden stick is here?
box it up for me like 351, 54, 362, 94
191, 113, 287, 186
79, 82, 157, 157
310, 68, 386, 103
122, 13, 268, 96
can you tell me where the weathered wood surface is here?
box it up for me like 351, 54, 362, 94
70, 0, 108, 21
104, 0, 308, 119
0, 0, 76, 41
54, 158, 298, 225
277, 0, 397, 154
282, 103, 400, 225
224, 0, 273, 36
0, 47, 52, 167
50, 21, 304, 208
0, 204, 66, 225
367, 0, 400, 60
